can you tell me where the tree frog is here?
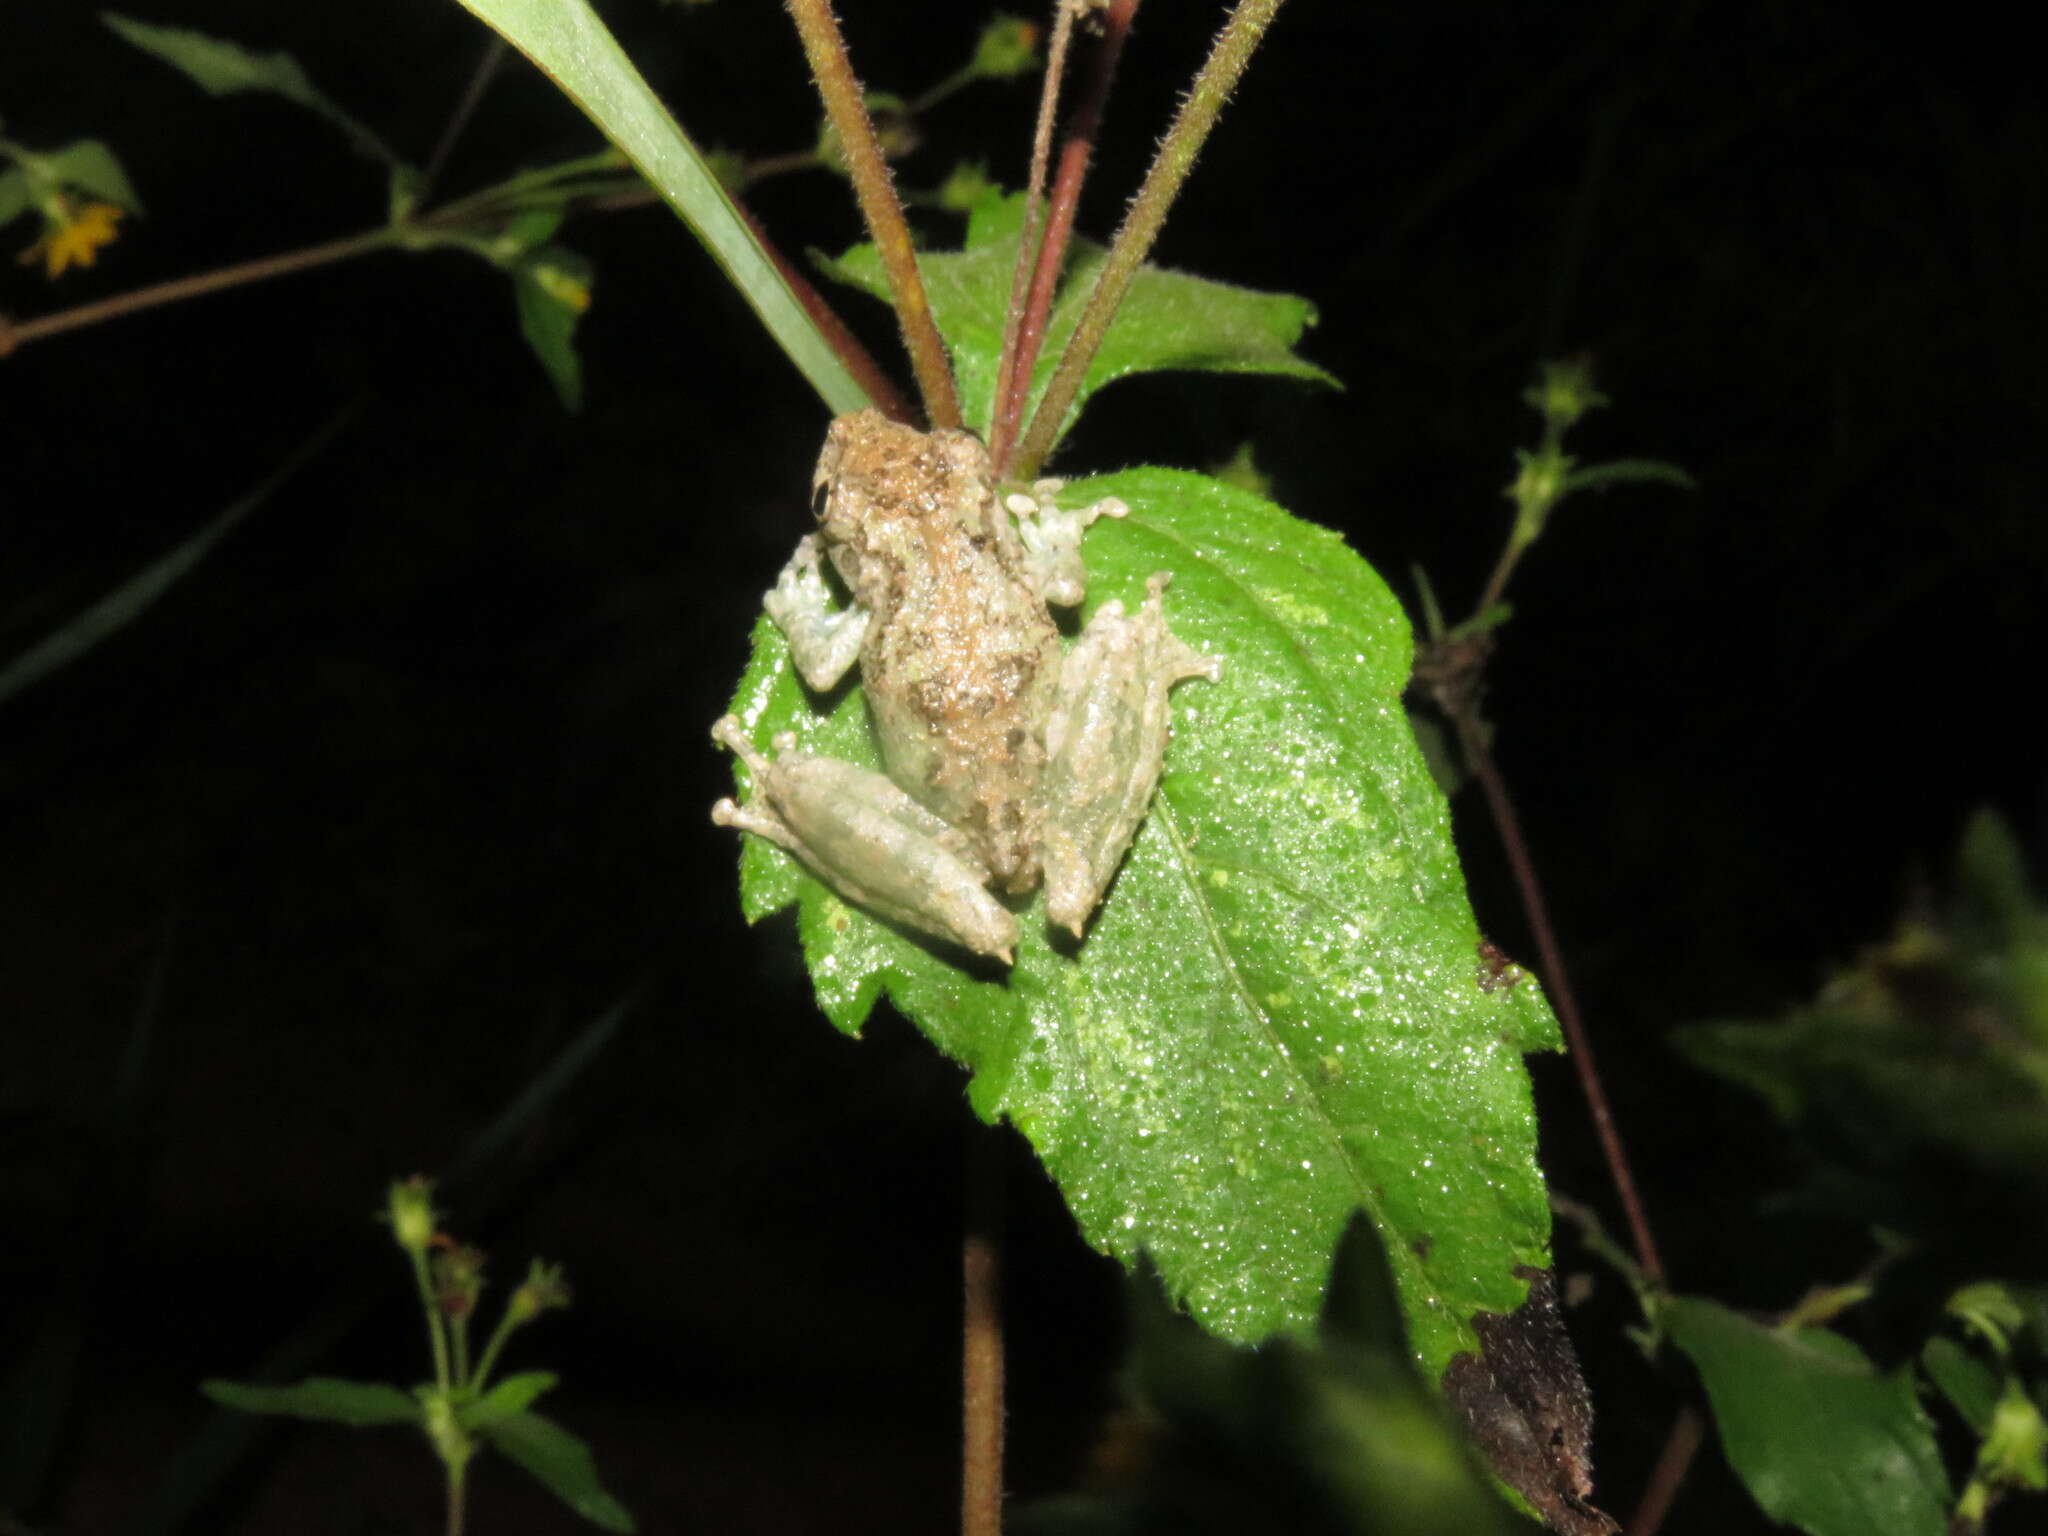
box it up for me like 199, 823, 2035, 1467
713, 409, 1219, 962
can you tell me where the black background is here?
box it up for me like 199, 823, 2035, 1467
3, 1, 2043, 1530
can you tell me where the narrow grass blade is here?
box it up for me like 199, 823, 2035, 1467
450, 0, 870, 415
0, 408, 351, 709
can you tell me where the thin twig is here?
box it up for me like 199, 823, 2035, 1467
1015, 0, 1286, 476
991, 0, 1141, 473
0, 228, 394, 355
1453, 711, 1666, 1289
420, 36, 511, 203
783, 0, 961, 429
1627, 1406, 1703, 1536
961, 1127, 1006, 1536
988, 0, 1086, 463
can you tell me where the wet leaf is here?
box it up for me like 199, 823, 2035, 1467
722, 467, 1556, 1374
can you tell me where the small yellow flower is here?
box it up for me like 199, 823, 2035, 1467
17, 199, 124, 279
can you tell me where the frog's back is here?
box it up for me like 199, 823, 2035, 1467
822, 414, 1059, 890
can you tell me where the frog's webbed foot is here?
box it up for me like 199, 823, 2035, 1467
764, 535, 869, 693
1039, 574, 1221, 938
712, 716, 1020, 962
1007, 479, 1128, 609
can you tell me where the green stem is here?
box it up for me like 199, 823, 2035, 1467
410, 1248, 454, 1394
1015, 0, 1287, 474
450, 1311, 472, 1390
783, 0, 960, 428
425, 149, 632, 224
446, 1453, 469, 1536
468, 1306, 523, 1391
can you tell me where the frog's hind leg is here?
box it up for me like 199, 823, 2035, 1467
712, 716, 1021, 962
1039, 575, 1221, 938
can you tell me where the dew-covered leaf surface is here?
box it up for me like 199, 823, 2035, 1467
720, 469, 1557, 1375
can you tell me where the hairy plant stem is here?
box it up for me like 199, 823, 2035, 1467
1014, 0, 1286, 476
988, 0, 1088, 466
782, 0, 961, 429
961, 1127, 1006, 1536
991, 0, 1141, 474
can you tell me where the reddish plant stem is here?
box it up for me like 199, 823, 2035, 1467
1451, 709, 1667, 1289
961, 1127, 1006, 1536
0, 228, 392, 356
1015, 0, 1286, 477
783, 0, 960, 428
989, 0, 1086, 466
1627, 1406, 1704, 1536
991, 0, 1140, 476
731, 202, 913, 425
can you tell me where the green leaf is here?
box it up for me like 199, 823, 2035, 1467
102, 14, 403, 168
201, 1377, 422, 1427
1922, 1335, 2000, 1434
722, 468, 1557, 1374
511, 245, 593, 412
459, 1370, 558, 1430
1665, 1297, 1950, 1536
481, 1411, 635, 1532
814, 192, 1338, 443
37, 140, 143, 213
448, 0, 869, 415
0, 167, 30, 227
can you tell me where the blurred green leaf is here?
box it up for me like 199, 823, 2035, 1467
103, 13, 403, 167
512, 244, 593, 411
481, 1410, 635, 1532
0, 409, 348, 710
38, 139, 143, 212
201, 1377, 422, 1427
0, 167, 30, 225
815, 191, 1337, 445
1561, 458, 1697, 496
1015, 1223, 1538, 1536
1978, 1382, 2048, 1492
724, 466, 1557, 1373
449, 0, 869, 415
1676, 810, 2048, 1196
460, 1370, 558, 1429
1666, 1296, 1949, 1536
1923, 1335, 2001, 1434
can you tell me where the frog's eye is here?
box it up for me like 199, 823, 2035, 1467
810, 479, 832, 520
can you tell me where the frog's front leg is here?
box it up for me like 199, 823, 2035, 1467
711, 716, 1021, 962
1039, 574, 1221, 938
1006, 479, 1128, 608
764, 534, 869, 692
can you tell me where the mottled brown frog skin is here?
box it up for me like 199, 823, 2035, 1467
813, 411, 1061, 893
